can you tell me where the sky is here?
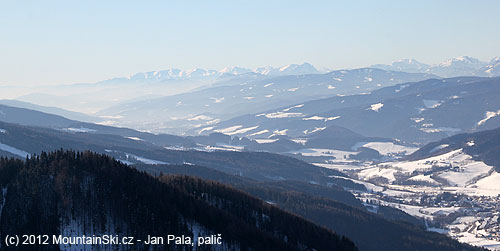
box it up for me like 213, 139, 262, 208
1, 0, 500, 85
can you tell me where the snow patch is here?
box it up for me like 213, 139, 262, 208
205, 119, 220, 125
125, 136, 143, 141
188, 115, 213, 121
477, 110, 500, 126
126, 153, 167, 165
65, 127, 97, 133
303, 127, 326, 134
269, 129, 288, 137
302, 116, 325, 121
369, 103, 384, 112
281, 104, 304, 112
224, 126, 259, 136
359, 167, 398, 183
0, 142, 31, 157
247, 130, 269, 137
430, 144, 449, 153
301, 115, 340, 121
420, 127, 461, 135
290, 148, 357, 160
353, 142, 418, 155
473, 171, 500, 191
423, 100, 443, 109
327, 116, 341, 121
255, 139, 278, 144
259, 112, 304, 119
210, 97, 225, 103
214, 125, 242, 134
291, 138, 307, 145
197, 126, 214, 134
408, 175, 439, 185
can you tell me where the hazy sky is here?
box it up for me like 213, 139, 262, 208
1, 0, 500, 85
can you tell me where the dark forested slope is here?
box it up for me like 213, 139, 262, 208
139, 163, 483, 251
0, 150, 356, 251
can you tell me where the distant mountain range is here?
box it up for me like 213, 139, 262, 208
115, 56, 500, 82
97, 68, 436, 134
12, 55, 499, 117
372, 56, 500, 77
115, 62, 321, 82
200, 76, 500, 144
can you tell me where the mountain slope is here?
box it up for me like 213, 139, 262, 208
135, 163, 481, 251
0, 104, 195, 147
410, 126, 500, 172
0, 150, 356, 251
480, 57, 500, 77
97, 68, 436, 134
205, 76, 500, 144
0, 120, 348, 185
0, 99, 101, 123
0, 119, 484, 250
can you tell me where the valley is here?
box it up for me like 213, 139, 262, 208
1, 58, 500, 250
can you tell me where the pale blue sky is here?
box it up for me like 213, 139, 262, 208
1, 0, 499, 85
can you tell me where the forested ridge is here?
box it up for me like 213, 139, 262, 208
143, 163, 484, 251
0, 150, 356, 251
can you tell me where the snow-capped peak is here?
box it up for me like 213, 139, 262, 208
371, 58, 429, 73
481, 56, 500, 76
437, 56, 486, 68
392, 58, 429, 68
255, 63, 319, 76
219, 66, 252, 75
489, 57, 500, 63
119, 63, 321, 82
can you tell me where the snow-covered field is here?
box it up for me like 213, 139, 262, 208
356, 149, 498, 193
289, 148, 358, 161
352, 142, 419, 155
324, 147, 500, 250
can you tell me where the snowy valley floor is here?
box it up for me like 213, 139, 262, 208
302, 144, 500, 250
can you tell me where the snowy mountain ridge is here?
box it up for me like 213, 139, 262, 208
117, 62, 321, 81
372, 56, 500, 77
